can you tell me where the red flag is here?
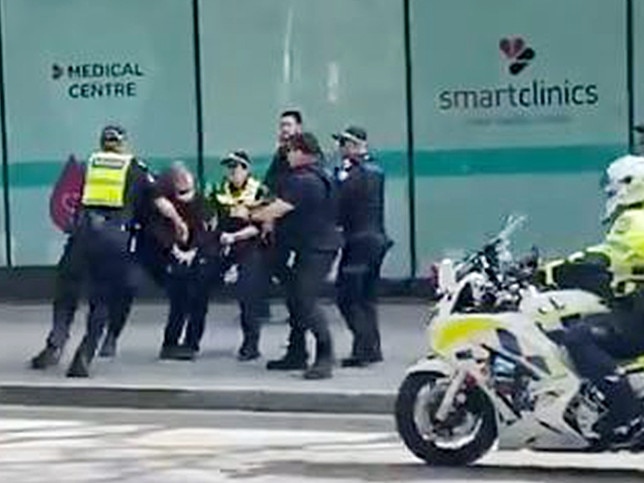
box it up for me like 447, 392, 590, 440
49, 155, 85, 233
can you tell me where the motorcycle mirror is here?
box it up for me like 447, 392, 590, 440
530, 245, 539, 260
437, 259, 457, 292
525, 245, 540, 269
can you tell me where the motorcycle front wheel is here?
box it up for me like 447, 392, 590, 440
395, 372, 497, 466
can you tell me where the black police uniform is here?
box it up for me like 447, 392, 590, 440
211, 177, 271, 361
30, 160, 166, 369
44, 234, 85, 354
263, 145, 328, 291
66, 154, 158, 377
336, 153, 392, 366
99, 183, 170, 356
267, 162, 341, 379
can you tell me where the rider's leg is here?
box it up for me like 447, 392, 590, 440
561, 318, 643, 441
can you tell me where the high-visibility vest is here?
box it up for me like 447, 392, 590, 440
542, 206, 644, 296
214, 177, 262, 209
81, 151, 132, 208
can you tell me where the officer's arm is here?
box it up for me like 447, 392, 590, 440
132, 161, 188, 242
536, 247, 613, 297
154, 197, 180, 223
251, 172, 304, 223
224, 225, 261, 243
250, 198, 294, 223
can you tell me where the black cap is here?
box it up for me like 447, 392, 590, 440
100, 125, 126, 143
221, 150, 251, 168
634, 124, 644, 133
332, 125, 367, 143
287, 132, 322, 155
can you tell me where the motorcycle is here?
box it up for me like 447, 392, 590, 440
395, 215, 644, 466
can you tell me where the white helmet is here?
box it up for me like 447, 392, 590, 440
602, 154, 644, 221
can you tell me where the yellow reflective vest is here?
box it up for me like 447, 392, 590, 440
543, 206, 644, 296
209, 177, 269, 221
214, 177, 263, 208
81, 151, 133, 208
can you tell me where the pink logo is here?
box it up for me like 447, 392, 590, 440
49, 155, 85, 233
499, 37, 525, 59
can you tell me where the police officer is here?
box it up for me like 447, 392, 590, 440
211, 151, 271, 361
66, 125, 186, 377
333, 126, 392, 367
540, 155, 644, 449
29, 135, 178, 369
250, 132, 341, 380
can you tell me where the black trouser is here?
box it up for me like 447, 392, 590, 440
74, 216, 140, 363
268, 244, 292, 285
236, 247, 269, 352
217, 245, 270, 352
135, 230, 168, 289
46, 235, 85, 350
162, 257, 211, 352
283, 250, 336, 363
259, 243, 293, 319
336, 237, 389, 360
46, 228, 165, 350
107, 230, 166, 340
559, 311, 644, 426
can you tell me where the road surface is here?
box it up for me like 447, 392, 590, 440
0, 406, 643, 482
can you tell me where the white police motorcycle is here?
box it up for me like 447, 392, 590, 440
395, 215, 644, 465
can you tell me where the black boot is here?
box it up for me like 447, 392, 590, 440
66, 344, 91, 378
368, 335, 383, 363
341, 356, 370, 368
366, 350, 384, 363
159, 345, 195, 361
304, 339, 333, 379
342, 336, 374, 367
592, 374, 644, 448
237, 338, 261, 362
341, 338, 370, 367
238, 307, 261, 361
266, 330, 307, 370
266, 352, 308, 370
303, 360, 332, 379
98, 332, 117, 358
30, 344, 61, 370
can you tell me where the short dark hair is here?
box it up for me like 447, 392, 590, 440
280, 110, 303, 125
287, 132, 321, 156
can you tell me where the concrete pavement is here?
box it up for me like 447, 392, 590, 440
0, 302, 428, 413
